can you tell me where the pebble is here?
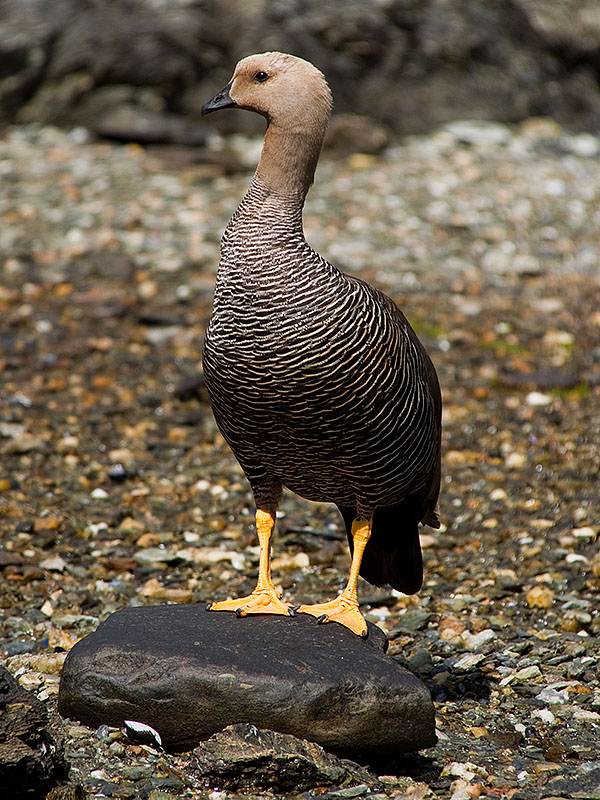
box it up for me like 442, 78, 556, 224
175, 546, 246, 570
572, 526, 597, 539
536, 687, 569, 704
526, 585, 555, 609
461, 629, 496, 650
505, 451, 527, 469
573, 709, 600, 723
444, 120, 511, 148
328, 786, 369, 798
452, 653, 486, 672
526, 391, 552, 407
532, 709, 555, 724
134, 547, 180, 565
39, 555, 67, 572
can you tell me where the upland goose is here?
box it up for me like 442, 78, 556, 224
201, 52, 441, 637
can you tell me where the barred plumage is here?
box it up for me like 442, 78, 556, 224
201, 52, 441, 636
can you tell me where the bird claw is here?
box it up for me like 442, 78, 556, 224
208, 587, 290, 617
297, 595, 368, 637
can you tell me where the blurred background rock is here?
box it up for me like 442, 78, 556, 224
1, 0, 600, 146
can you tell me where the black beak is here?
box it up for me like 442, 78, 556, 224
201, 81, 236, 116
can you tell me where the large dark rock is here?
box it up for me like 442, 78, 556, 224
58, 604, 436, 755
1, 0, 600, 137
191, 723, 377, 791
0, 666, 66, 799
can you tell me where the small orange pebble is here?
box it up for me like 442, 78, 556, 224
469, 727, 488, 738
439, 617, 466, 642
136, 532, 160, 548
526, 585, 555, 609
34, 515, 63, 532
168, 427, 189, 443
118, 516, 145, 534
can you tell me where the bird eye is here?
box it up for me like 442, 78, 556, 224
253, 71, 269, 83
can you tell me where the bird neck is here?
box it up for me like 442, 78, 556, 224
254, 120, 326, 202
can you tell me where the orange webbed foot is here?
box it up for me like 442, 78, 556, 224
297, 595, 368, 637
208, 585, 293, 617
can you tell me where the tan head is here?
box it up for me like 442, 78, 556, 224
202, 52, 333, 134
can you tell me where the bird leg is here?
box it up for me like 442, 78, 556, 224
297, 518, 371, 637
207, 509, 292, 617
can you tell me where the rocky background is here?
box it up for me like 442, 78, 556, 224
1, 0, 600, 142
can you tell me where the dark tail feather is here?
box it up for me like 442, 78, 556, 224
337, 504, 424, 595
425, 510, 441, 529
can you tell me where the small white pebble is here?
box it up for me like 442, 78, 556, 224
453, 653, 485, 671
516, 665, 542, 681
545, 179, 565, 195
86, 522, 108, 535
565, 133, 600, 157
573, 709, 600, 723
536, 687, 568, 704
91, 488, 109, 499
39, 556, 67, 572
40, 600, 54, 617
90, 769, 109, 780
532, 708, 555, 724
34, 319, 53, 334
56, 435, 79, 453
565, 553, 588, 564
572, 526, 597, 539
514, 722, 527, 734
526, 391, 552, 407
18, 672, 44, 689
461, 629, 496, 650
505, 451, 527, 469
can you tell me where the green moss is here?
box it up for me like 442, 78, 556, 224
411, 320, 447, 339
552, 381, 591, 400
481, 339, 527, 355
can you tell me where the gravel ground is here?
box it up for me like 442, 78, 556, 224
1, 119, 599, 799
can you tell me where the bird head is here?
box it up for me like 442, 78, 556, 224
201, 52, 333, 134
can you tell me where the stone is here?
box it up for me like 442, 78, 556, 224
58, 604, 436, 755
0, 666, 66, 798
190, 723, 376, 791
540, 761, 600, 799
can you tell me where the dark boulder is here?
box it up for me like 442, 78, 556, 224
0, 666, 66, 799
58, 604, 436, 755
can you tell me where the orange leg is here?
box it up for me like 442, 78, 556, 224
208, 509, 292, 617
297, 518, 371, 637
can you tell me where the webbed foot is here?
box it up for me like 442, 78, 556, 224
208, 586, 292, 617
297, 595, 368, 637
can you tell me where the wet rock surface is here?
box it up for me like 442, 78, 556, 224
0, 119, 599, 797
58, 605, 435, 755
0, 666, 66, 798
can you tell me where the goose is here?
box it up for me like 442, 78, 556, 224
201, 52, 441, 637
